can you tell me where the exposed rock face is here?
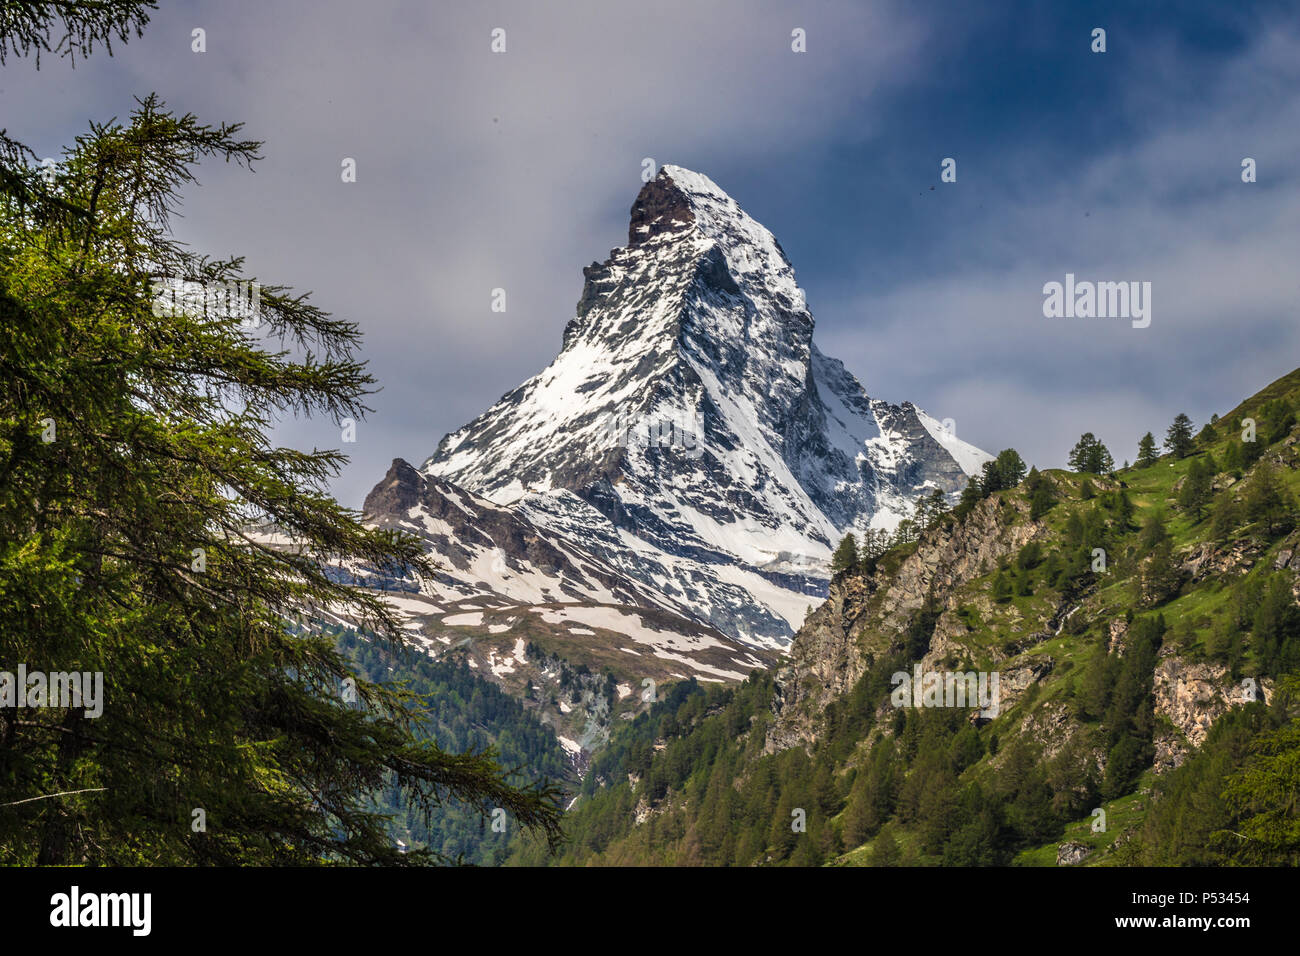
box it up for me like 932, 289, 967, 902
1018, 699, 1084, 762
1107, 618, 1129, 656
362, 457, 665, 608
1180, 539, 1263, 583
351, 460, 775, 702
875, 496, 1045, 622
766, 495, 1051, 751
765, 576, 879, 752
1057, 842, 1091, 866
1151, 654, 1274, 772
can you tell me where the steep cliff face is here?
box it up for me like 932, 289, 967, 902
354, 458, 773, 688
766, 459, 1295, 795
766, 493, 1053, 752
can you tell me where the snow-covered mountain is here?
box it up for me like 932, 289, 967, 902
355, 458, 772, 687
397, 165, 990, 647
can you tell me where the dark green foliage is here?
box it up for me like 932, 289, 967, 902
1216, 676, 1300, 864
957, 449, 1029, 521
1068, 433, 1114, 474
1210, 488, 1244, 543
339, 630, 569, 864
857, 527, 889, 574
1017, 541, 1044, 571
1252, 575, 1300, 675
0, 0, 153, 68
904, 599, 942, 660
982, 449, 1027, 493
1135, 431, 1159, 468
831, 532, 859, 575
0, 9, 560, 864
1164, 413, 1195, 459
912, 487, 950, 532
1243, 463, 1293, 537
1134, 705, 1265, 864
1099, 615, 1165, 798
1177, 456, 1214, 520
1259, 397, 1296, 446
1024, 467, 1054, 520
953, 476, 982, 520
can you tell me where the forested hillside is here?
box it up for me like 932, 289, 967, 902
504, 370, 1300, 866
336, 628, 571, 864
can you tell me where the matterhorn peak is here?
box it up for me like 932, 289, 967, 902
400, 168, 991, 646
627, 165, 807, 314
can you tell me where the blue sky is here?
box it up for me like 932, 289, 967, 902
4, 0, 1298, 506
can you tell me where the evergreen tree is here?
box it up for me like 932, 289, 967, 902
0, 11, 561, 863
857, 528, 888, 574
831, 532, 859, 575
1244, 463, 1292, 537
869, 824, 903, 866
1025, 467, 1054, 520
0, 0, 152, 70
1210, 490, 1243, 542
1178, 457, 1213, 520
990, 448, 1028, 490
891, 518, 919, 548
953, 476, 982, 520
1251, 576, 1300, 674
1135, 432, 1159, 468
1115, 489, 1136, 531
1218, 676, 1300, 864
979, 459, 1003, 495
1068, 433, 1114, 474
1221, 439, 1244, 474
913, 487, 949, 531
1164, 413, 1195, 459
1261, 398, 1297, 445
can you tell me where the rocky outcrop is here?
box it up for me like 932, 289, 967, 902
1057, 842, 1091, 866
766, 495, 1051, 751
1180, 539, 1263, 583
765, 575, 880, 752
1107, 618, 1129, 656
1151, 653, 1274, 772
1018, 698, 1087, 762
876, 497, 1045, 622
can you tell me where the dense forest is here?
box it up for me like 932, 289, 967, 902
337, 627, 572, 864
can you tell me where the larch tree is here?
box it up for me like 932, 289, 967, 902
0, 2, 562, 864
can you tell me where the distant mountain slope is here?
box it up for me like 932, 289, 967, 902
352, 459, 775, 750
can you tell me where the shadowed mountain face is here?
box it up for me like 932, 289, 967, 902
401, 166, 990, 646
